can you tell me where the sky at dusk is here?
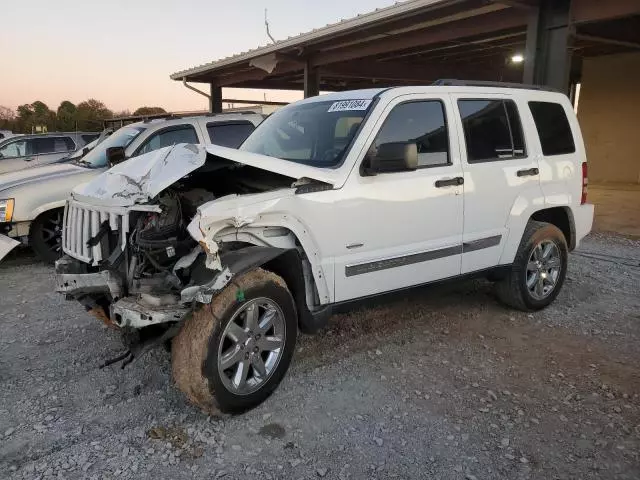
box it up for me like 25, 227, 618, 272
1, 0, 397, 113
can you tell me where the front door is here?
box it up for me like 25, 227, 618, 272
333, 94, 464, 302
0, 138, 35, 174
451, 94, 544, 273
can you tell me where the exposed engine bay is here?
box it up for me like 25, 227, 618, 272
128, 160, 293, 287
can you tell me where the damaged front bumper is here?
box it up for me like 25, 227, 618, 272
110, 297, 189, 329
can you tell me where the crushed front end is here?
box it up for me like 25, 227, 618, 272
55, 195, 201, 332
54, 144, 303, 360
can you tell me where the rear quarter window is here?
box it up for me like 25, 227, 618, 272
528, 101, 576, 156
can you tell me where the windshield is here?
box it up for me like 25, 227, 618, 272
79, 126, 146, 167
67, 138, 99, 160
240, 99, 373, 167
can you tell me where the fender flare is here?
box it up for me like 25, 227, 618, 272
181, 246, 329, 334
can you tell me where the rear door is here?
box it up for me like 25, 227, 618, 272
451, 93, 544, 273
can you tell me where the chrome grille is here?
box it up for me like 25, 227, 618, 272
62, 200, 130, 265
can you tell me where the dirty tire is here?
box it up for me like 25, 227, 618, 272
172, 268, 297, 414
495, 220, 568, 311
29, 208, 64, 264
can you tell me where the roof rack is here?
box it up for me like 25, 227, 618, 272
432, 79, 559, 93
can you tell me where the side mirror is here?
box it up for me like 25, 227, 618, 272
106, 146, 126, 167
362, 142, 418, 176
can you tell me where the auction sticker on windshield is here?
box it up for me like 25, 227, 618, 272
327, 100, 372, 112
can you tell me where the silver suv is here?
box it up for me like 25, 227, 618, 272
0, 113, 264, 262
0, 132, 99, 175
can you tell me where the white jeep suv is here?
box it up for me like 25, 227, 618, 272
54, 83, 593, 413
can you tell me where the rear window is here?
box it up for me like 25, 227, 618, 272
528, 101, 575, 156
207, 122, 255, 148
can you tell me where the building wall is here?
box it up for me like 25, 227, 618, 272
578, 52, 640, 184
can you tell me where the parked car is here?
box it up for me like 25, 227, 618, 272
0, 130, 19, 141
0, 113, 263, 262
0, 132, 99, 175
51, 83, 594, 414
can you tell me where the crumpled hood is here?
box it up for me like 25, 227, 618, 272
0, 162, 91, 193
71, 143, 340, 207
72, 144, 207, 206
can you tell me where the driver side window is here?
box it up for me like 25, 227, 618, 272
373, 100, 450, 168
137, 125, 199, 155
0, 139, 28, 159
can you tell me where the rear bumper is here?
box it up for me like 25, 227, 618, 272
573, 203, 594, 247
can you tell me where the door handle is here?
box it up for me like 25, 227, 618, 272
517, 167, 539, 177
435, 177, 464, 188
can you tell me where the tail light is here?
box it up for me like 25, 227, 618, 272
581, 162, 588, 204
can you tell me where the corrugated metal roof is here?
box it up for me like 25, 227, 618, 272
170, 0, 452, 80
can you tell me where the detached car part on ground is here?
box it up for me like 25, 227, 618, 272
54, 86, 594, 413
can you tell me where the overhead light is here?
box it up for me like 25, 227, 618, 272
511, 54, 524, 64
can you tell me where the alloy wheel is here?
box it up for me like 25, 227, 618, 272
217, 298, 286, 395
526, 240, 562, 300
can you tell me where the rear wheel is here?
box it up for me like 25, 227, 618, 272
495, 221, 568, 311
29, 209, 64, 264
172, 268, 297, 414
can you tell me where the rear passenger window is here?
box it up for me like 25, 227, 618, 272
528, 101, 575, 156
207, 122, 255, 148
458, 99, 526, 162
373, 100, 449, 168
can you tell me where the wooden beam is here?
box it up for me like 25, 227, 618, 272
323, 60, 501, 82
574, 33, 640, 50
571, 0, 640, 25
309, 8, 527, 67
491, 0, 538, 9
215, 61, 303, 87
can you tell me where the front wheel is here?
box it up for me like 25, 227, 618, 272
495, 221, 568, 311
172, 268, 297, 414
29, 209, 64, 264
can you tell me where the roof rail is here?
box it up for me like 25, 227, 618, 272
102, 110, 263, 129
432, 79, 559, 93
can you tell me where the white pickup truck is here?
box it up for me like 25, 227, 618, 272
54, 83, 593, 413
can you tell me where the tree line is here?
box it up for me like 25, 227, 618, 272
0, 101, 166, 133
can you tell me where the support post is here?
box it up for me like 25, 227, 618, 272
304, 61, 320, 98
209, 83, 222, 113
523, 0, 573, 93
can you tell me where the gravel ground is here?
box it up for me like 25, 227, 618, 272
1, 232, 639, 480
